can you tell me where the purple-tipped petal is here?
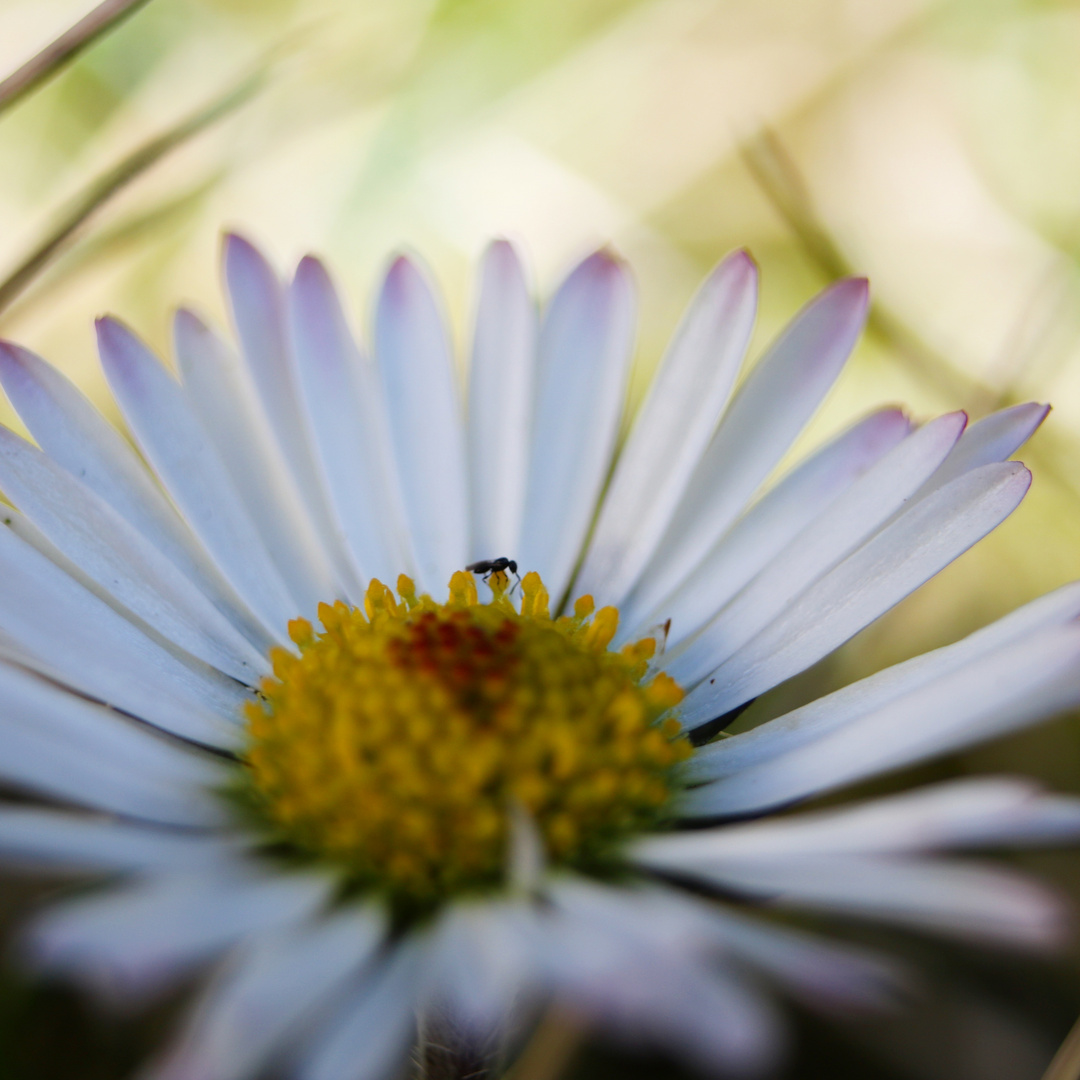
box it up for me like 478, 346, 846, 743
289, 256, 407, 587
681, 460, 1032, 723
517, 250, 636, 604
223, 234, 359, 596
175, 308, 342, 618
629, 277, 870, 623
915, 400, 1050, 496
625, 407, 911, 646
666, 411, 967, 687
374, 254, 469, 597
467, 240, 537, 563
97, 316, 296, 639
576, 249, 758, 609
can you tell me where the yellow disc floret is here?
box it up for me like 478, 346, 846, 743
241, 569, 689, 909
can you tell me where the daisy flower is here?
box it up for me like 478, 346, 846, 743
0, 237, 1078, 1080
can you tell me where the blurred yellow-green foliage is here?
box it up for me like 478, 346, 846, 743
1, 0, 1080, 1077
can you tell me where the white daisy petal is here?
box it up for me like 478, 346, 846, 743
0, 235, 1074, 1078
576, 250, 758, 608
916, 401, 1048, 496
547, 880, 784, 1075
0, 426, 267, 684
0, 662, 229, 826
680, 624, 1080, 817
681, 461, 1031, 724
0, 341, 258, 641
657, 855, 1068, 947
289, 257, 407, 589
25, 868, 333, 1001
0, 809, 235, 872
688, 580, 1080, 782
97, 318, 296, 639
625, 278, 869, 627
467, 240, 537, 562
577, 882, 904, 1011
147, 906, 387, 1080
175, 309, 342, 618
427, 899, 545, 1036
674, 896, 905, 1011
637, 779, 1080, 866
565, 950, 781, 1077
299, 935, 426, 1080
0, 523, 248, 746
224, 235, 360, 597
374, 256, 469, 597
517, 251, 636, 606
665, 411, 966, 686
628, 407, 911, 647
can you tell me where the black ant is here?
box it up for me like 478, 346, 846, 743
466, 557, 521, 590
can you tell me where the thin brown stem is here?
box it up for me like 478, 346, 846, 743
0, 68, 262, 316
504, 1006, 587, 1080
1042, 1014, 1080, 1080
0, 0, 154, 115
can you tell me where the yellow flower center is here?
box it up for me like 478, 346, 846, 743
241, 569, 689, 909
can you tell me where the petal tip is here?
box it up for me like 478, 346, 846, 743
731, 247, 759, 274
381, 252, 437, 314
223, 230, 262, 264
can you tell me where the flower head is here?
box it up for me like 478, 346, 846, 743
0, 236, 1077, 1080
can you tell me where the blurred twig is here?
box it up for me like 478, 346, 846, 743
741, 124, 1080, 502
0, 175, 221, 328
741, 126, 991, 408
1042, 1014, 1080, 1080
0, 70, 262, 317
503, 1006, 586, 1080
0, 0, 154, 116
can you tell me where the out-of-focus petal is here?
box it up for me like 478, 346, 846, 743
0, 809, 235, 872
646, 855, 1068, 948
24, 868, 333, 1001
146, 907, 386, 1080
298, 934, 427, 1080
638, 778, 1080, 862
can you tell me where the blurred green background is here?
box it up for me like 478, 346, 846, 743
0, 0, 1079, 1077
